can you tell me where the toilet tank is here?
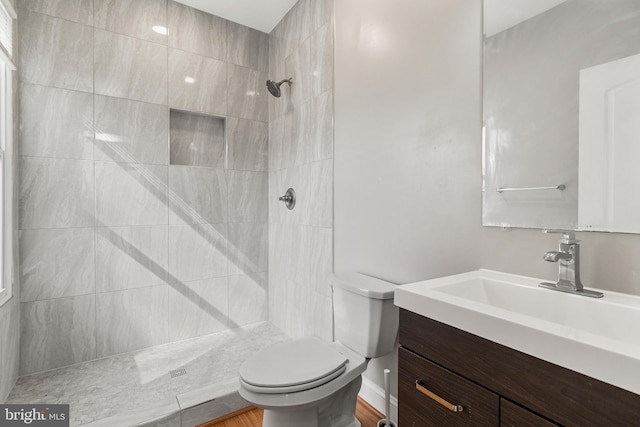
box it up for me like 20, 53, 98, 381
333, 272, 399, 358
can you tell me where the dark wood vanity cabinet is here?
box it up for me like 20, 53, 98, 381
399, 347, 499, 426
398, 309, 640, 427
500, 399, 557, 427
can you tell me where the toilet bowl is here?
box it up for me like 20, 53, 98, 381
238, 273, 399, 427
239, 338, 367, 427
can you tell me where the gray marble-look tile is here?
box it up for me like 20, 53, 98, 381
227, 22, 269, 72
268, 223, 293, 283
288, 282, 314, 339
176, 376, 238, 411
94, 0, 168, 44
21, 0, 93, 25
19, 157, 94, 229
313, 292, 333, 341
269, 1, 308, 63
96, 226, 169, 292
227, 64, 268, 122
0, 299, 19, 403
169, 110, 225, 168
227, 222, 268, 276
227, 118, 268, 172
309, 23, 334, 98
168, 49, 227, 116
20, 228, 95, 302
268, 29, 294, 77
227, 170, 268, 223
168, 1, 226, 60
95, 29, 167, 105
20, 295, 96, 374
276, 108, 303, 170
83, 399, 180, 427
305, 0, 333, 36
268, 169, 286, 224
297, 160, 333, 228
268, 57, 288, 120
299, 90, 333, 165
19, 9, 93, 92
268, 222, 331, 297
285, 43, 312, 108
268, 24, 286, 65
168, 224, 227, 282
94, 95, 169, 165
282, 285, 332, 341
268, 271, 290, 334
95, 161, 168, 226
300, 225, 333, 296
9, 323, 287, 426
268, 114, 294, 172
269, 160, 332, 228
273, 279, 304, 340
228, 274, 267, 327
168, 277, 228, 341
96, 286, 168, 357
20, 84, 94, 160
168, 166, 227, 225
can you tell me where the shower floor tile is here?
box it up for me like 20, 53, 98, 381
6, 322, 289, 426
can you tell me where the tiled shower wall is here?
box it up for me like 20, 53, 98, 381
268, 0, 334, 340
17, 0, 269, 375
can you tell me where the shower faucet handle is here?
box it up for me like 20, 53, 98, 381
279, 188, 296, 210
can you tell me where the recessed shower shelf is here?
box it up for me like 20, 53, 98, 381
169, 109, 225, 168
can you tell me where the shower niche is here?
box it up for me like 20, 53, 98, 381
169, 109, 226, 167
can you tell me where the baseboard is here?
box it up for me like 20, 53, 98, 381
358, 377, 398, 423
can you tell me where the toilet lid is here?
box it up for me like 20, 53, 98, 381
239, 338, 348, 389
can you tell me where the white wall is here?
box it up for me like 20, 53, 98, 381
334, 0, 484, 400
334, 0, 640, 410
335, 0, 483, 284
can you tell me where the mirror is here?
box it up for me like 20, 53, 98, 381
482, 0, 640, 232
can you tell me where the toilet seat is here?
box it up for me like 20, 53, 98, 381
239, 337, 348, 394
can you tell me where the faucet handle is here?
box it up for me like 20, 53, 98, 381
542, 229, 579, 244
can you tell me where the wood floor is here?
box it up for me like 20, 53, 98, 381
202, 397, 384, 427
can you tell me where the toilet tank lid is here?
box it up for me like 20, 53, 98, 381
333, 272, 397, 300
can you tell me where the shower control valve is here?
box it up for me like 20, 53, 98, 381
279, 188, 296, 210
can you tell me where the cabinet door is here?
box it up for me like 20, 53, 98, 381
399, 347, 500, 426
500, 399, 559, 427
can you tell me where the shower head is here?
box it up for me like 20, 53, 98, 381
266, 78, 292, 98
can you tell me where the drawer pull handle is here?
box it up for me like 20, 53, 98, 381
415, 380, 464, 413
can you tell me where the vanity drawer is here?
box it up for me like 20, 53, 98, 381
399, 347, 499, 426
500, 399, 558, 427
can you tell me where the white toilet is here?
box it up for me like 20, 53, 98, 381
238, 272, 399, 427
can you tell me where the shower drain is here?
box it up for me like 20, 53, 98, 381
169, 368, 187, 378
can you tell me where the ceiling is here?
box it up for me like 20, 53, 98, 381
174, 0, 299, 33
484, 0, 568, 37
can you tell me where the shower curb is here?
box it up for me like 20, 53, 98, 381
83, 377, 249, 427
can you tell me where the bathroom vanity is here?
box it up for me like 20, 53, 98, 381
398, 309, 639, 426
394, 270, 640, 426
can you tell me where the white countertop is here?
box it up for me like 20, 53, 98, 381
394, 269, 640, 395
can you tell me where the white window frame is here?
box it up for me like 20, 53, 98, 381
0, 0, 15, 308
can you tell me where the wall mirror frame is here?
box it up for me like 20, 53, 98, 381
482, 0, 640, 233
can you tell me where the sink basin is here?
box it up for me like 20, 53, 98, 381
394, 269, 640, 395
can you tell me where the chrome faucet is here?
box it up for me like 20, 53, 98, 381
539, 230, 603, 298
